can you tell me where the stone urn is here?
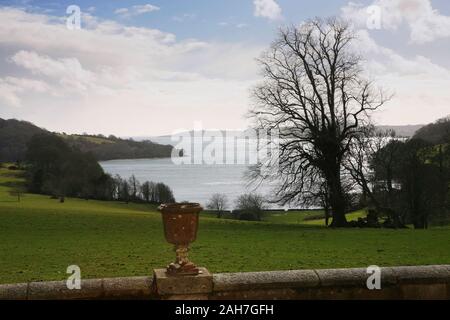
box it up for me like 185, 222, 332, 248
158, 203, 203, 276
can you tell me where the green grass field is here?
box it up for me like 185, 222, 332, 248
0, 166, 449, 284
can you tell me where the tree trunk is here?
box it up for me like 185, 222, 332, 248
329, 199, 347, 227
412, 209, 427, 229
327, 169, 348, 227
324, 206, 330, 227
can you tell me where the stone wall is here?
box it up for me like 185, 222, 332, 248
1, 265, 449, 300
211, 265, 450, 300
0, 276, 155, 300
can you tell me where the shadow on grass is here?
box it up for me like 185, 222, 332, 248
201, 215, 328, 231
0, 181, 22, 188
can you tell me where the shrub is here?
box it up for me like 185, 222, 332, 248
234, 193, 266, 221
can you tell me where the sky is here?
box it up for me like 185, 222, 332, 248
0, 0, 449, 136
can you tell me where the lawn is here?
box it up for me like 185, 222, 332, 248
0, 166, 449, 284
262, 210, 366, 225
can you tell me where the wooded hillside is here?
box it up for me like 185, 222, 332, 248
0, 118, 174, 162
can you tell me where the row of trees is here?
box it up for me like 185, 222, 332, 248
25, 133, 175, 204
114, 175, 175, 204
221, 126, 448, 228
347, 124, 449, 229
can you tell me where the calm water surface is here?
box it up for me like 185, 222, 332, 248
99, 158, 276, 208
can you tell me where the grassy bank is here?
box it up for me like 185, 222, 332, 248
0, 166, 449, 284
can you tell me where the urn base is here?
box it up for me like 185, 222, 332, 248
166, 262, 200, 276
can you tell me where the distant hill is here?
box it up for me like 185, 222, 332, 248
376, 125, 424, 138
413, 116, 450, 144
139, 126, 425, 146
0, 118, 434, 163
133, 130, 247, 146
0, 118, 175, 162
62, 134, 174, 161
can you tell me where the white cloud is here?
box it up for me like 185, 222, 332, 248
349, 28, 450, 125
340, 1, 450, 123
172, 13, 196, 22
218, 22, 248, 29
2, 4, 447, 134
10, 50, 96, 92
114, 8, 129, 15
253, 0, 282, 21
0, 81, 22, 107
115, 3, 160, 18
342, 0, 450, 44
0, 76, 49, 107
0, 7, 261, 135
133, 4, 160, 14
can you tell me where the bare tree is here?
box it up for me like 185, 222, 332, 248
343, 126, 409, 227
248, 18, 388, 227
235, 193, 266, 221
206, 193, 229, 218
154, 182, 175, 204
117, 178, 130, 203
141, 181, 152, 203
128, 175, 141, 201
344, 125, 383, 209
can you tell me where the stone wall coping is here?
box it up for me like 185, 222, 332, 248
213, 265, 450, 292
0, 276, 154, 300
212, 269, 320, 292
1, 265, 449, 300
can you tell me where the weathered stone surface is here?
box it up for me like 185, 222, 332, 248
153, 267, 212, 296
2, 265, 450, 300
391, 265, 450, 284
315, 268, 368, 287
315, 267, 397, 288
211, 285, 401, 300
212, 288, 309, 300
0, 283, 28, 300
400, 283, 448, 300
379, 267, 399, 286
309, 286, 401, 300
28, 279, 103, 300
103, 276, 152, 299
213, 270, 320, 292
164, 294, 210, 300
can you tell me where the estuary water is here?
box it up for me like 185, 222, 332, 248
99, 134, 278, 208
99, 158, 268, 207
